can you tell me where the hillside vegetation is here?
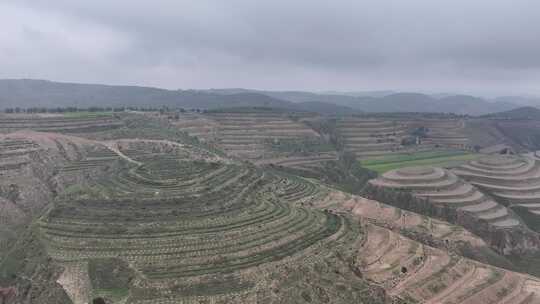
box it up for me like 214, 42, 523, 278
2, 106, 540, 303
363, 150, 479, 174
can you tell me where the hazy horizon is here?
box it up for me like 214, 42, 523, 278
4, 78, 540, 101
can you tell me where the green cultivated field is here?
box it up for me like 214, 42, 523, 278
362, 150, 480, 174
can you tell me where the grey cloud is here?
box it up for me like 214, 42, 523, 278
1, 0, 540, 95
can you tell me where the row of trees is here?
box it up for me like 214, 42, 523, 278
4, 106, 129, 114
3, 106, 206, 114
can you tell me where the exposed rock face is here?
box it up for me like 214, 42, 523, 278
0, 136, 59, 262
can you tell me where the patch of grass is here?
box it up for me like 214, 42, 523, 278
361, 150, 480, 174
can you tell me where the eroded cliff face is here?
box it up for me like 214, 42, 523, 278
0, 132, 87, 258
363, 184, 540, 256
0, 131, 119, 304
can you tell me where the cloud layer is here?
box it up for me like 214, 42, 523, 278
1, 0, 540, 95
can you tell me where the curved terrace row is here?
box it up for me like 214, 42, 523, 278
40, 141, 348, 302
453, 155, 540, 225
370, 166, 520, 228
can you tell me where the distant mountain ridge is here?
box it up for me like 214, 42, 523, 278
482, 106, 540, 120
205, 89, 521, 115
0, 79, 363, 115
0, 79, 302, 110
0, 79, 526, 115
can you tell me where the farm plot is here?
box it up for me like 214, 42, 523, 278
59, 144, 120, 173
254, 153, 338, 174
0, 138, 41, 155
369, 166, 520, 229
453, 154, 540, 232
205, 110, 323, 160
39, 142, 347, 302
370, 167, 523, 245
356, 224, 540, 303
274, 173, 327, 204
336, 117, 407, 158
305, 188, 540, 303
170, 112, 220, 142
406, 118, 470, 150
362, 150, 480, 174
319, 189, 521, 274
0, 138, 41, 171
0, 131, 99, 264
114, 138, 225, 163
0, 114, 124, 134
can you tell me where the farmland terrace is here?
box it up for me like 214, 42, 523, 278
3, 111, 540, 303
0, 113, 124, 134
314, 190, 540, 304
206, 110, 322, 158
38, 140, 363, 303
169, 112, 219, 143
336, 117, 408, 158
454, 154, 540, 232
0, 129, 128, 301
366, 166, 540, 255
406, 118, 470, 150
170, 108, 339, 171
357, 224, 540, 304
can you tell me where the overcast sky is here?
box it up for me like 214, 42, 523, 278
1, 0, 540, 96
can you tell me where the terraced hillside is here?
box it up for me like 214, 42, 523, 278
411, 118, 470, 150
319, 191, 493, 253
336, 117, 409, 158
37, 140, 373, 304
169, 109, 338, 170
255, 152, 338, 172
311, 190, 540, 304
0, 131, 94, 249
58, 144, 118, 173
0, 134, 52, 260
0, 113, 124, 134
357, 224, 540, 304
370, 167, 520, 228
362, 150, 480, 174
463, 115, 540, 153
170, 112, 219, 143
366, 166, 540, 254
206, 110, 323, 159
453, 154, 540, 232
5, 111, 540, 304
0, 131, 131, 303
492, 120, 540, 152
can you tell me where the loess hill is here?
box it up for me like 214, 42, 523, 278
3, 109, 540, 303
0, 112, 389, 304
